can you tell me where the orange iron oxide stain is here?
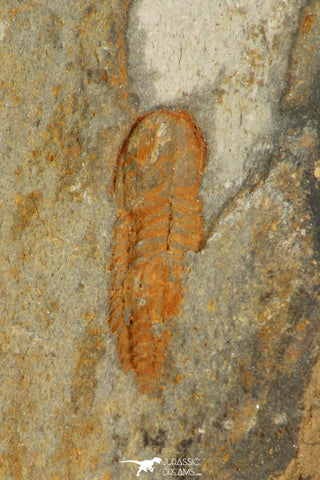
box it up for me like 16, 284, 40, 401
108, 110, 206, 393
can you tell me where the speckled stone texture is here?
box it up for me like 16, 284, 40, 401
0, 1, 320, 479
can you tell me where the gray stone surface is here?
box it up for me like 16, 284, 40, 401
127, 0, 304, 225
1, 1, 320, 479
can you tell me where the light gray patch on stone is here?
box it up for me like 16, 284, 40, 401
127, 0, 305, 223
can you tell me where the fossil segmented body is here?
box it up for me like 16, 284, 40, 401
108, 109, 206, 393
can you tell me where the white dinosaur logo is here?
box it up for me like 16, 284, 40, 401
119, 457, 162, 476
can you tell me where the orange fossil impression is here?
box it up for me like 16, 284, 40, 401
108, 109, 206, 393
